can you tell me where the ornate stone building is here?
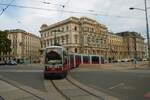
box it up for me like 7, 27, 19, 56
39, 17, 108, 57
116, 31, 145, 59
7, 29, 41, 63
40, 17, 146, 61
107, 32, 125, 61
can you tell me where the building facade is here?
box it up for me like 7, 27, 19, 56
7, 29, 41, 63
107, 32, 125, 61
40, 17, 108, 58
144, 43, 148, 59
40, 17, 146, 61
116, 31, 145, 59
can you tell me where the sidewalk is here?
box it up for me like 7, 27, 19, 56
17, 63, 44, 67
101, 61, 149, 70
79, 61, 149, 70
0, 80, 42, 100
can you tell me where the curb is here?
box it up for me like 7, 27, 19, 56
0, 75, 48, 100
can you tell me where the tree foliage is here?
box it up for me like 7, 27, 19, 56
0, 30, 11, 55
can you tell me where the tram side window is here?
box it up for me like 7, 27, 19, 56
69, 55, 74, 68
101, 57, 104, 64
63, 51, 68, 64
75, 55, 81, 67
92, 56, 99, 64
83, 56, 90, 64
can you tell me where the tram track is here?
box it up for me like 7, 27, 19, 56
66, 77, 104, 100
50, 77, 104, 100
50, 80, 70, 100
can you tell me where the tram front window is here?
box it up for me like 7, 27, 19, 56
45, 48, 62, 65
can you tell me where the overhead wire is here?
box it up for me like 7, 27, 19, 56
0, 0, 15, 16
42, 1, 65, 8
0, 3, 147, 19
56, 0, 69, 20
27, 0, 65, 8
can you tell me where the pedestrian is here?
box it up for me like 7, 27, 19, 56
132, 58, 138, 68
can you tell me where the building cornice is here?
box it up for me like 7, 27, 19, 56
116, 31, 145, 39
39, 17, 80, 32
8, 29, 40, 39
39, 16, 107, 33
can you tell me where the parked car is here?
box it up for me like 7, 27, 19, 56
131, 58, 134, 62
19, 60, 24, 64
6, 60, 17, 65
104, 60, 108, 63
143, 58, 147, 61
0, 61, 5, 65
112, 60, 118, 63
117, 59, 121, 62
121, 58, 129, 62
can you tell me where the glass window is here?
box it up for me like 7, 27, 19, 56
62, 28, 64, 32
75, 48, 77, 53
74, 26, 77, 31
66, 26, 69, 31
75, 35, 78, 43
83, 56, 90, 64
66, 35, 69, 44
45, 48, 62, 65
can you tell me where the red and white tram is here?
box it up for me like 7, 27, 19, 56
43, 46, 105, 78
43, 46, 69, 79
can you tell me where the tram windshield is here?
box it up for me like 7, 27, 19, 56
45, 48, 63, 65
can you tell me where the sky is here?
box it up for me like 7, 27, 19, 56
0, 0, 149, 38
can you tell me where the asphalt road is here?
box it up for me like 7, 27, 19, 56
1, 65, 150, 100
0, 65, 46, 92
71, 69, 150, 100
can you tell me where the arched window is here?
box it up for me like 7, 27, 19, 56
75, 48, 77, 53
74, 35, 78, 43
66, 35, 69, 44
91, 28, 94, 32
50, 40, 52, 45
62, 28, 64, 32
74, 26, 77, 31
66, 26, 69, 31
62, 36, 64, 44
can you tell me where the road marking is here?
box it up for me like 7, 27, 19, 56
144, 92, 150, 98
108, 83, 125, 90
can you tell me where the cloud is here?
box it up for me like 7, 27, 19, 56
0, 0, 149, 38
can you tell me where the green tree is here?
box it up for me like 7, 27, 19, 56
0, 30, 11, 56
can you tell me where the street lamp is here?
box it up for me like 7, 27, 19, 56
129, 0, 150, 67
129, 7, 145, 11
